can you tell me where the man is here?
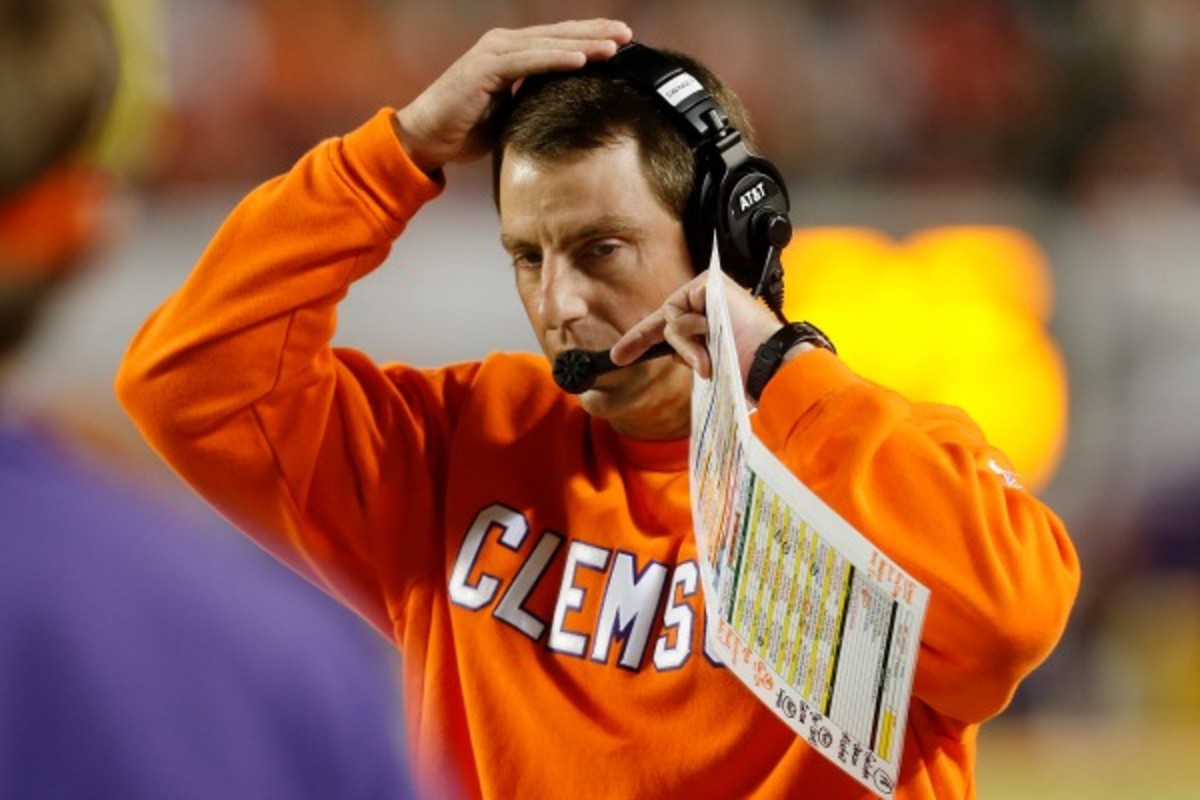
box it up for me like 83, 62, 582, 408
118, 19, 1079, 798
1, 1, 414, 797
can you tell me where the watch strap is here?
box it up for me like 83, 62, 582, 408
745, 321, 836, 402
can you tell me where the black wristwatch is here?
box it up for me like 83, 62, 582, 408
745, 321, 836, 402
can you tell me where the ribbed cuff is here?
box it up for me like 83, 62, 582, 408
752, 348, 863, 443
335, 107, 445, 233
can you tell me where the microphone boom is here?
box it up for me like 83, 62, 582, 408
552, 341, 674, 394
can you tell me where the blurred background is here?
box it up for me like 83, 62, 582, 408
6, 0, 1198, 796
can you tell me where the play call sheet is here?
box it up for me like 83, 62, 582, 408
689, 253, 929, 798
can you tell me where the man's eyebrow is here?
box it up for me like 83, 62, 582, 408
499, 232, 530, 253
566, 215, 642, 246
499, 215, 642, 253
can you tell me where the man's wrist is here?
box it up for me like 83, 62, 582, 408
745, 321, 836, 402
391, 109, 445, 178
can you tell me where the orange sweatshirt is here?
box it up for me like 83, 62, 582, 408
117, 109, 1079, 799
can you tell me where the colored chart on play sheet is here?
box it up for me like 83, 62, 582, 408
689, 249, 929, 798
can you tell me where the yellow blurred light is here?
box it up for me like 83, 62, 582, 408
94, 0, 169, 176
781, 227, 1068, 491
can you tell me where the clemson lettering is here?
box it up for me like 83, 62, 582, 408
590, 551, 669, 670
549, 541, 610, 657
448, 502, 526, 610
654, 560, 698, 671
449, 504, 723, 674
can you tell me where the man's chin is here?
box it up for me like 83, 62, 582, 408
575, 378, 624, 417
574, 362, 690, 424
573, 366, 643, 413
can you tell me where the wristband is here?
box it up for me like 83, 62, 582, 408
745, 321, 836, 402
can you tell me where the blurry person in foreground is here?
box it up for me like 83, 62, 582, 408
0, 1, 415, 797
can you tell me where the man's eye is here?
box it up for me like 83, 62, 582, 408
512, 252, 542, 270
587, 242, 619, 259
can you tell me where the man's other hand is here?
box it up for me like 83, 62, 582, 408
394, 19, 632, 175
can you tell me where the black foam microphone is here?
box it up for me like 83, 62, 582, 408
552, 341, 675, 394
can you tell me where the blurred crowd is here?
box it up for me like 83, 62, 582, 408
110, 0, 1200, 205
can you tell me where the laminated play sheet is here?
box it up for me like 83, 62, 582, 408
689, 251, 930, 797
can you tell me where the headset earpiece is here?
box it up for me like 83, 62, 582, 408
608, 42, 792, 317
682, 152, 717, 276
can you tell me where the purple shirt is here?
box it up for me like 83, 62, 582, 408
0, 421, 416, 798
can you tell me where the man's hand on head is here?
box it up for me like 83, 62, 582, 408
393, 19, 632, 176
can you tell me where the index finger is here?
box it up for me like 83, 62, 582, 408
610, 309, 667, 367
510, 18, 633, 46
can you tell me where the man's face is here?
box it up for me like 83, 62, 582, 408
498, 137, 696, 440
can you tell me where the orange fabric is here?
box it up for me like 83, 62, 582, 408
0, 165, 109, 276
116, 108, 1079, 799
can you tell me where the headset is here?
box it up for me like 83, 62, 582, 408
605, 41, 793, 319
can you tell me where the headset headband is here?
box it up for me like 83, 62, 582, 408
604, 43, 731, 147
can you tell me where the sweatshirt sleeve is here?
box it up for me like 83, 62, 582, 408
751, 348, 1080, 726
115, 109, 458, 638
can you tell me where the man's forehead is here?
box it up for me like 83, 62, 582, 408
500, 140, 639, 185
500, 212, 644, 250
499, 143, 656, 230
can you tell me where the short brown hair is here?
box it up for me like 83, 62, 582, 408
492, 48, 755, 220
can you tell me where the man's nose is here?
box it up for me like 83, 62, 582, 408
538, 255, 589, 329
